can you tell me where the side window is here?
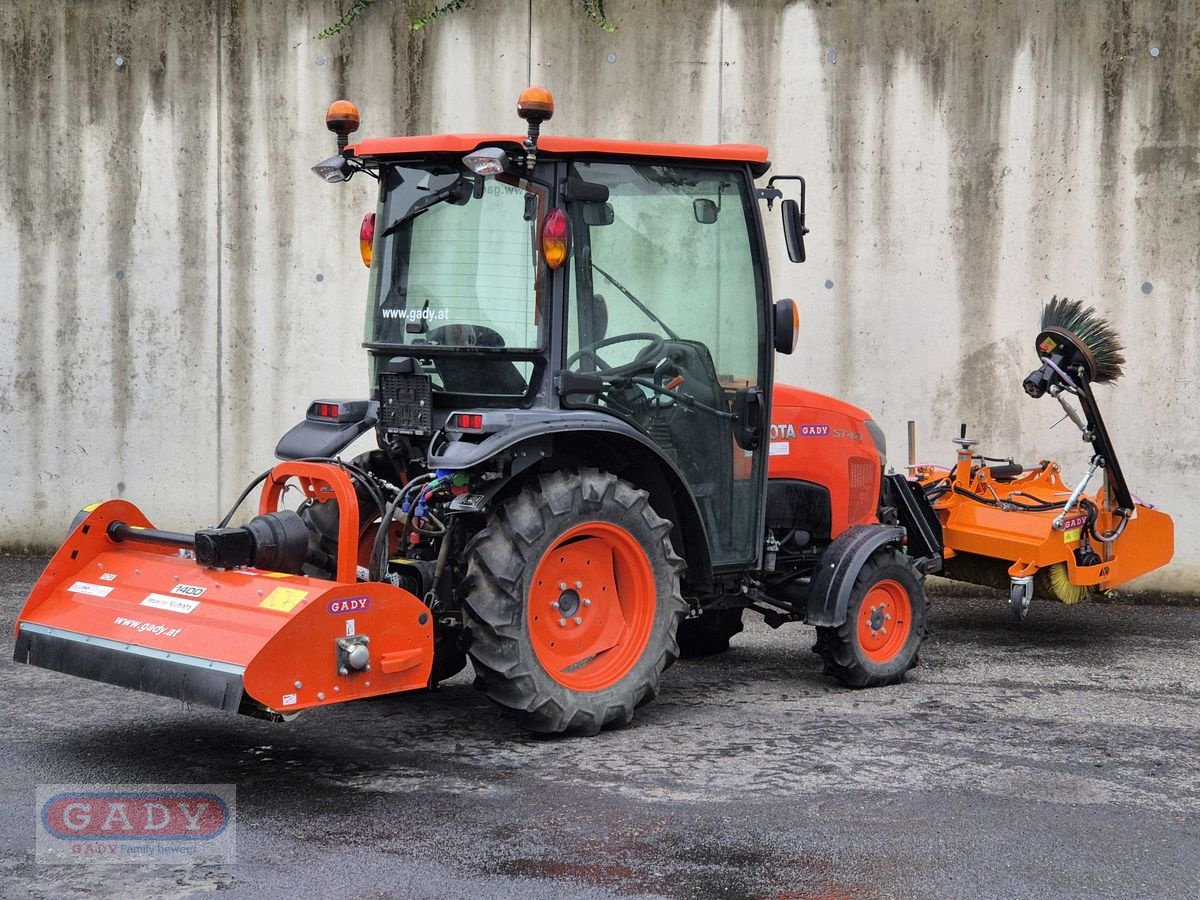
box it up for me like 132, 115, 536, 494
568, 164, 760, 383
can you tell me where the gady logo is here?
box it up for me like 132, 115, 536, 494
327, 596, 371, 615
36, 784, 237, 863
41, 792, 230, 840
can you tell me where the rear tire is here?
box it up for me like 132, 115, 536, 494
676, 608, 744, 658
463, 468, 686, 735
814, 549, 927, 688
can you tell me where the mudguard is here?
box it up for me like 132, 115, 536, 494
807, 524, 905, 627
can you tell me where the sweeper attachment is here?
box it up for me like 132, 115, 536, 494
912, 297, 1173, 620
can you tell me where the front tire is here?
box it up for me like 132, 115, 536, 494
814, 548, 927, 688
463, 468, 686, 735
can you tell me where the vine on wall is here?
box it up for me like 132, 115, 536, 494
316, 0, 615, 39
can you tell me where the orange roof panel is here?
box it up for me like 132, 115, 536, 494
348, 134, 769, 170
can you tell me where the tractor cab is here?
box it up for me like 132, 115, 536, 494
324, 88, 806, 578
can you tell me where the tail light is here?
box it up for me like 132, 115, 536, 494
452, 413, 485, 432
542, 208, 569, 269
307, 400, 370, 424
360, 212, 375, 268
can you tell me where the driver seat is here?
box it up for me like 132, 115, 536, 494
425, 324, 527, 395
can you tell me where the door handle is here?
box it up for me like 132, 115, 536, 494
733, 387, 764, 450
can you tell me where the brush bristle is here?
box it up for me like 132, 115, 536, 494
1045, 562, 1091, 605
1040, 295, 1126, 383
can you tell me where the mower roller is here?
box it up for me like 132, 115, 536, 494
11, 89, 1173, 734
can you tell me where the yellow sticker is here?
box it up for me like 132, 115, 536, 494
1062, 527, 1082, 544
259, 587, 308, 613
1039, 336, 1058, 353
261, 572, 292, 579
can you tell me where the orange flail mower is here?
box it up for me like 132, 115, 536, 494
15, 464, 433, 718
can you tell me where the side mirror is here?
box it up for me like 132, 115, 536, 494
582, 202, 614, 226
693, 198, 719, 224
774, 298, 799, 354
781, 199, 806, 263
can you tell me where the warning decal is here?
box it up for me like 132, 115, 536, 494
259, 587, 308, 613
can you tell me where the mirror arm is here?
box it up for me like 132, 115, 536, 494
754, 186, 784, 210
767, 175, 809, 233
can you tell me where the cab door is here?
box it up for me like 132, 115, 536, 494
564, 160, 770, 569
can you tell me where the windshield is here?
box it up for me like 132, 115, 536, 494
367, 163, 547, 356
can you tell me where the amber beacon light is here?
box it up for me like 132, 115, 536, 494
326, 100, 361, 151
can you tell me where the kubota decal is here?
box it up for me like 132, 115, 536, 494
770, 424, 796, 439
327, 596, 371, 615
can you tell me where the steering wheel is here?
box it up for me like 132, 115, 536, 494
566, 332, 667, 379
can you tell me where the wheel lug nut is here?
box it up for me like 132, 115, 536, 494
559, 582, 568, 590
574, 616, 583, 625
551, 600, 560, 609
583, 598, 591, 606
559, 618, 567, 627
575, 581, 583, 589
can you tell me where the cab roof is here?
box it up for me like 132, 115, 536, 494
347, 134, 771, 177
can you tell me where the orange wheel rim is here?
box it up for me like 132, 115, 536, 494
527, 521, 656, 691
856, 579, 912, 663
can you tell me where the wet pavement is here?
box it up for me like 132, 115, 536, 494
2, 554, 1198, 899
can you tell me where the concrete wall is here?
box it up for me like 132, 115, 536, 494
1, 0, 1197, 593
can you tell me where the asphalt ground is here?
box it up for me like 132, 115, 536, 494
2, 554, 1198, 899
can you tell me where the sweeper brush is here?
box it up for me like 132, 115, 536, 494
913, 296, 1172, 621
1033, 295, 1126, 385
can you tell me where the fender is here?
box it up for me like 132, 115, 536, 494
275, 400, 378, 460
807, 524, 905, 626
430, 411, 716, 587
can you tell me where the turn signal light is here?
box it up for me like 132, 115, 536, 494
774, 298, 800, 354
360, 212, 375, 268
542, 208, 569, 269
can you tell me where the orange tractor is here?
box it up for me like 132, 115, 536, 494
12, 90, 1173, 734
